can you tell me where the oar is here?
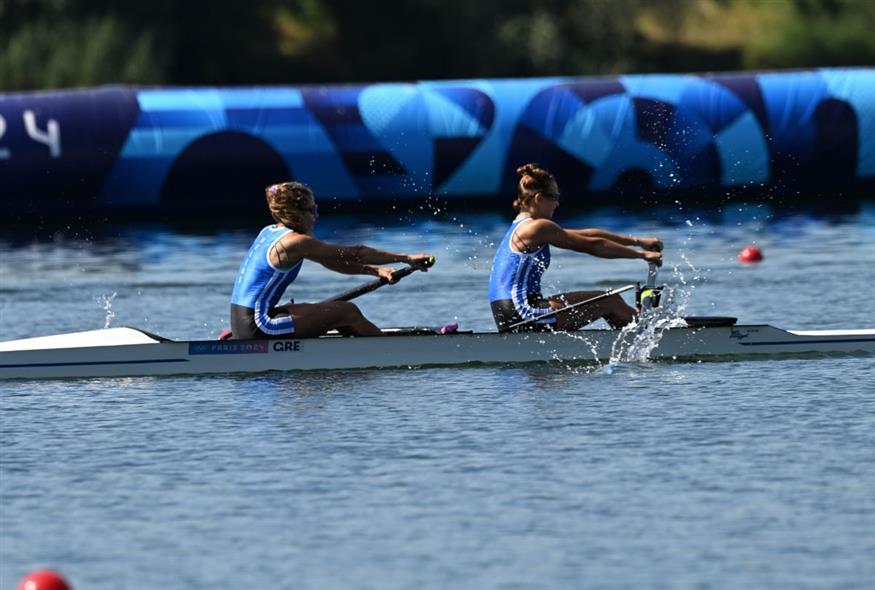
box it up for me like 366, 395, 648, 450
646, 262, 659, 289
636, 263, 662, 313
504, 284, 636, 331
320, 256, 435, 303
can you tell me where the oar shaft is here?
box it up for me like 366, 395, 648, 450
646, 262, 658, 288
505, 284, 636, 331
638, 263, 661, 313
321, 256, 435, 303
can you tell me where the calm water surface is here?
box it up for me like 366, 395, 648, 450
1, 204, 874, 589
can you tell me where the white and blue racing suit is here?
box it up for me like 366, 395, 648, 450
230, 225, 302, 339
487, 216, 555, 332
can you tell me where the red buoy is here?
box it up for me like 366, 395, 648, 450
17, 570, 72, 590
738, 245, 764, 264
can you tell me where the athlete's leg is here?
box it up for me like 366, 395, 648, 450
548, 290, 636, 330
278, 301, 383, 337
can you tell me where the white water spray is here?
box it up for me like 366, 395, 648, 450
96, 292, 118, 329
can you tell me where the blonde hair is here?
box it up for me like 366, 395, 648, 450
513, 163, 558, 211
265, 181, 313, 228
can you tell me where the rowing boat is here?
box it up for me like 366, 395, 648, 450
3, 263, 872, 380
1, 321, 873, 380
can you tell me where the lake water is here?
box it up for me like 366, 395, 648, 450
1, 202, 874, 589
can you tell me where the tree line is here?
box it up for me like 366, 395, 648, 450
1, 0, 873, 90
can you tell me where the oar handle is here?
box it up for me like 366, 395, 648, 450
322, 256, 435, 303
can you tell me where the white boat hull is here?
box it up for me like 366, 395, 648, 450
1, 325, 874, 380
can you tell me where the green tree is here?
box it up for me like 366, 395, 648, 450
1, 0, 872, 90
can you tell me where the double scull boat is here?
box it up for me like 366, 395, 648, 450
1, 321, 873, 380
1, 264, 872, 380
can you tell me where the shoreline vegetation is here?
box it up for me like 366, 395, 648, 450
1, 0, 873, 91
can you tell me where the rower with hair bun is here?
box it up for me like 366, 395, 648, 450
488, 163, 664, 333
230, 181, 433, 339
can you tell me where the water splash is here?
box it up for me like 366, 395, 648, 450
604, 264, 701, 367
608, 308, 687, 365
96, 292, 118, 329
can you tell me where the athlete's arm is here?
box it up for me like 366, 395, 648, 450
284, 234, 430, 276
525, 219, 662, 264
569, 229, 663, 252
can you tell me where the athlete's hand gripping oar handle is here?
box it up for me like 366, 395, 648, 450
321, 256, 435, 303
505, 284, 636, 332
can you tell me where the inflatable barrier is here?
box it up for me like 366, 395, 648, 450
1, 68, 873, 221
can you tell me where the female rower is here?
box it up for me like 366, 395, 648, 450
230, 181, 432, 339
488, 163, 663, 332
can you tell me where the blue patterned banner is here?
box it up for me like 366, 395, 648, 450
1, 68, 872, 220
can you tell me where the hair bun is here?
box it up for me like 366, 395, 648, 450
516, 163, 537, 177
512, 162, 557, 212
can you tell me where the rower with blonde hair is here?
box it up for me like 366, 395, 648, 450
230, 181, 433, 339
488, 163, 664, 332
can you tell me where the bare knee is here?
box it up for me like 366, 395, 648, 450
334, 301, 365, 323
608, 294, 626, 308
